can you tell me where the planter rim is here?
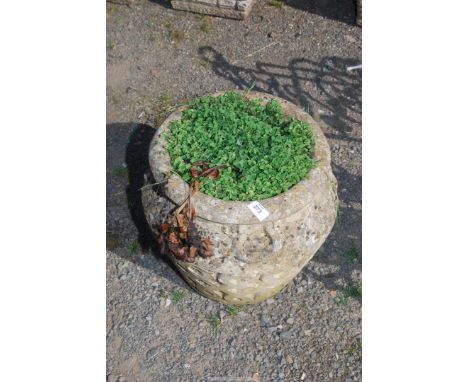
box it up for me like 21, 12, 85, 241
149, 90, 335, 225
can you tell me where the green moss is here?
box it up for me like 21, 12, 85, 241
344, 282, 362, 299
226, 306, 242, 316
127, 241, 140, 254
169, 290, 185, 303
343, 246, 361, 262
166, 91, 315, 201
268, 0, 283, 8
207, 314, 221, 333
112, 166, 128, 178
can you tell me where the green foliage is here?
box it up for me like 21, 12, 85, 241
268, 0, 283, 8
159, 94, 172, 103
337, 282, 362, 305
166, 92, 315, 201
207, 314, 221, 333
337, 296, 348, 306
112, 166, 128, 178
169, 290, 185, 303
344, 282, 362, 299
343, 282, 362, 302
343, 246, 361, 262
345, 342, 362, 359
200, 20, 211, 33
127, 241, 140, 254
226, 306, 242, 316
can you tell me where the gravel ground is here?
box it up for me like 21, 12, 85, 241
106, 1, 361, 381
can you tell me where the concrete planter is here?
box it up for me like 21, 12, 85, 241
171, 0, 256, 20
146, 91, 338, 305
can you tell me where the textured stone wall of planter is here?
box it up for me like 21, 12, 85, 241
171, 0, 255, 20
145, 91, 338, 305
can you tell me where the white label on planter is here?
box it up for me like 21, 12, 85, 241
248, 201, 269, 221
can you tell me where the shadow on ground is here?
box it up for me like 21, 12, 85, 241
107, 51, 361, 296
107, 122, 191, 289
199, 47, 361, 143
285, 0, 357, 26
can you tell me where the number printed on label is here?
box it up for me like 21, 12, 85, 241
248, 201, 270, 222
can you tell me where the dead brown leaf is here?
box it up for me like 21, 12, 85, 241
189, 246, 197, 258
199, 237, 214, 257
168, 231, 180, 244
160, 223, 170, 233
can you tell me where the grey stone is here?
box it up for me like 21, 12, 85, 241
280, 330, 293, 339
286, 317, 294, 325
260, 313, 272, 326
146, 348, 158, 360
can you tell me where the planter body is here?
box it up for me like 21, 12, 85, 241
171, 0, 255, 20
146, 91, 338, 305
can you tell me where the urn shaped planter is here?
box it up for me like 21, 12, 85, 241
146, 91, 338, 305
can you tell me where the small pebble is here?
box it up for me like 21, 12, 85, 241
260, 314, 272, 326
286, 317, 294, 325
286, 355, 294, 364
146, 348, 157, 360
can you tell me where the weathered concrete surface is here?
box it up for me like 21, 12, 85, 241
145, 91, 338, 304
171, 0, 255, 20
